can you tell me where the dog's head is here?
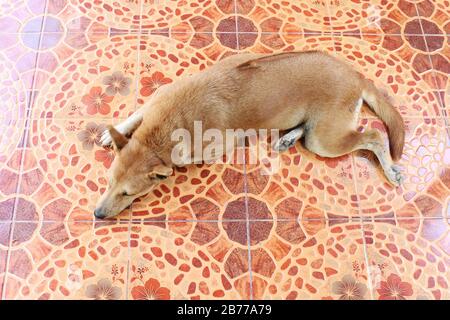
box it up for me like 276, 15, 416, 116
94, 126, 173, 219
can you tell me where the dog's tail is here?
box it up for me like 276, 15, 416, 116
361, 79, 405, 161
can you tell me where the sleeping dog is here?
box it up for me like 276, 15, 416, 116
94, 51, 405, 219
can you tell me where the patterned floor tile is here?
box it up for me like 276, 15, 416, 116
131, 161, 248, 222
0, 0, 46, 33
139, 30, 237, 67
415, 0, 449, 35
354, 117, 449, 220
0, 28, 101, 114
140, 1, 335, 54
235, 0, 333, 34
141, 0, 231, 30
0, 221, 7, 299
31, 33, 139, 119
3, 220, 129, 299
0, 221, 11, 271
419, 34, 449, 113
0, 121, 27, 204
0, 33, 39, 112
46, 0, 134, 33
328, 0, 446, 36
13, 119, 131, 222
0, 0, 448, 301
0, 275, 4, 299
0, 44, 33, 119
233, 23, 336, 54
245, 143, 359, 220
250, 221, 371, 300
128, 222, 251, 299
446, 91, 450, 121
362, 220, 449, 300
0, 223, 9, 300
136, 34, 221, 105
333, 35, 443, 118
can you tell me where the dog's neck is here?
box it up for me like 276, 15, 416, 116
130, 77, 211, 167
132, 105, 176, 167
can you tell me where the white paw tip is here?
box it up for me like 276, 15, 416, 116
100, 130, 112, 146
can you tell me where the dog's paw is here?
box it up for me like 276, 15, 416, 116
273, 137, 296, 152
100, 129, 112, 147
385, 164, 404, 187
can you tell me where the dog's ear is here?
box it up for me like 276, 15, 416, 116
108, 125, 128, 151
149, 165, 173, 180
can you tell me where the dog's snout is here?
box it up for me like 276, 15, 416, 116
94, 208, 106, 219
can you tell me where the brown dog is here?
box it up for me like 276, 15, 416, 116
94, 51, 405, 219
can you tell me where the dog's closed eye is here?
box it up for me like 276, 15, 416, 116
149, 173, 168, 180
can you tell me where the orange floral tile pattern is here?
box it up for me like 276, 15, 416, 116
0, 0, 449, 300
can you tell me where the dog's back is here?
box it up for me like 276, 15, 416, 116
193, 51, 363, 131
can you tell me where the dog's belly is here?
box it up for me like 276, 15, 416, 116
256, 109, 306, 130
229, 101, 307, 131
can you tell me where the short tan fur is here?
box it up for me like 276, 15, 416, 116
94, 51, 405, 219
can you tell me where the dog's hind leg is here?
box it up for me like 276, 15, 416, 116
101, 109, 144, 146
305, 123, 403, 186
352, 129, 403, 186
273, 125, 305, 151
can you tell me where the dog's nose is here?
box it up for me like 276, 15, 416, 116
94, 208, 106, 219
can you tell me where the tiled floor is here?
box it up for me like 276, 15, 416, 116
0, 0, 449, 300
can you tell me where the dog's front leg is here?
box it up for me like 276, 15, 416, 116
101, 109, 144, 146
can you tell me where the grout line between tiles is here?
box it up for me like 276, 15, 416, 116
123, 0, 146, 300
327, 6, 375, 299
8, 115, 450, 122
360, 218, 375, 299
234, 1, 240, 51
413, 4, 449, 130
2, 0, 50, 300
4, 216, 446, 224
351, 154, 374, 299
3, 31, 450, 36
234, 0, 254, 301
